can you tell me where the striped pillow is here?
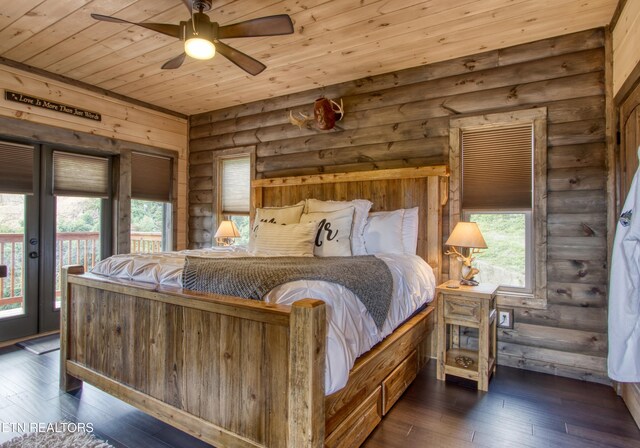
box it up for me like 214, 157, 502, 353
251, 221, 317, 257
249, 202, 305, 251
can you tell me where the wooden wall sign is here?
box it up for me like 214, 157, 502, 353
4, 90, 101, 122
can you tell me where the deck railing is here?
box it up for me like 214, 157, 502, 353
0, 231, 163, 309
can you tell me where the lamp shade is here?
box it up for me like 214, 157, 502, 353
214, 220, 241, 239
445, 222, 487, 249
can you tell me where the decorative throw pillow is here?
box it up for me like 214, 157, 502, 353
251, 222, 317, 257
363, 209, 405, 254
305, 198, 372, 255
300, 207, 355, 257
250, 201, 305, 250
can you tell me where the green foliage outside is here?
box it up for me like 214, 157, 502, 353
0, 195, 167, 313
131, 199, 165, 232
57, 196, 101, 232
0, 194, 25, 311
229, 215, 250, 246
468, 213, 526, 287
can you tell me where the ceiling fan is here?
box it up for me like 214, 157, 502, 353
91, 0, 294, 76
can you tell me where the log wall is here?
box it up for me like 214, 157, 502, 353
612, 0, 640, 98
0, 64, 189, 249
189, 29, 610, 383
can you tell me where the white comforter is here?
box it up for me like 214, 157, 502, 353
91, 247, 436, 394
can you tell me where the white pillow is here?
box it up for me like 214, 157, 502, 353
251, 221, 317, 257
250, 202, 305, 250
364, 210, 404, 254
305, 198, 372, 255
401, 207, 419, 255
300, 207, 354, 257
365, 207, 420, 255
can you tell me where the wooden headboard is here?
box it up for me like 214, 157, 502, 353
251, 166, 449, 282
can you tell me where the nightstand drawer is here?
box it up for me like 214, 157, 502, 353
443, 295, 481, 323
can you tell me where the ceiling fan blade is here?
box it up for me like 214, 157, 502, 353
161, 53, 187, 70
214, 41, 266, 76
218, 14, 294, 39
90, 13, 180, 38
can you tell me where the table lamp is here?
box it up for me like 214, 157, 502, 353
445, 221, 488, 286
215, 220, 241, 246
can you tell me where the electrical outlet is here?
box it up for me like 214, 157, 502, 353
497, 308, 514, 329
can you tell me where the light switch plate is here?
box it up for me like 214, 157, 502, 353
497, 308, 514, 329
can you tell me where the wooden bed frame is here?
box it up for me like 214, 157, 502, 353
60, 166, 448, 448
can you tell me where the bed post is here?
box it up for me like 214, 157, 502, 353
288, 299, 326, 447
60, 265, 84, 392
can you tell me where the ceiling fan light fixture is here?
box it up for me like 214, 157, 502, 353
185, 37, 215, 60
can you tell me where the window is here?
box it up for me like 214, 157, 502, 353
0, 142, 33, 318
465, 211, 532, 291
218, 156, 251, 245
53, 151, 111, 309
450, 109, 547, 305
130, 199, 171, 253
130, 153, 173, 253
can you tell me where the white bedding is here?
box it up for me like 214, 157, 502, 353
91, 246, 436, 394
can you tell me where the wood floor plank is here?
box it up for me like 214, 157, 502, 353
0, 344, 638, 448
97, 419, 175, 448
363, 363, 640, 448
566, 423, 640, 448
6, 391, 68, 423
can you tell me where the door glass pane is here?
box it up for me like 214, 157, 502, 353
130, 200, 171, 253
55, 196, 102, 309
468, 212, 527, 288
0, 194, 26, 318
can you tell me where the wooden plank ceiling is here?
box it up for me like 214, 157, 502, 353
0, 0, 617, 115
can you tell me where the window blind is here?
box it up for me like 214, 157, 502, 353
53, 151, 110, 198
0, 141, 34, 195
221, 157, 250, 214
462, 124, 533, 210
131, 153, 172, 203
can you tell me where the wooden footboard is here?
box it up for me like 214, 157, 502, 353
60, 267, 435, 448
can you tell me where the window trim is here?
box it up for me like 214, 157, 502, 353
213, 147, 255, 246
449, 108, 547, 308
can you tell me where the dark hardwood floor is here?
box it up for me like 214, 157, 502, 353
0, 341, 638, 448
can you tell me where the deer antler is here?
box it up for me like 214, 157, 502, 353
288, 111, 314, 129
329, 98, 345, 121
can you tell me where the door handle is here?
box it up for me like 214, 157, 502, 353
29, 251, 39, 259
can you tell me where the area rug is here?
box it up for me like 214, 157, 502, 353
16, 334, 60, 355
1, 427, 115, 448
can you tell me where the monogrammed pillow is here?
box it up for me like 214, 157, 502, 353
300, 207, 355, 257
305, 198, 372, 256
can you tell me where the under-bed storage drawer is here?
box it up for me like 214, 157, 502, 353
325, 386, 382, 448
382, 350, 418, 415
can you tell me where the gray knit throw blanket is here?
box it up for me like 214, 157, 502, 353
182, 255, 393, 330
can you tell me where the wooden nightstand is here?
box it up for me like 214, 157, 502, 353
436, 280, 498, 391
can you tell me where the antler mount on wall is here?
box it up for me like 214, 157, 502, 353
289, 97, 345, 131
